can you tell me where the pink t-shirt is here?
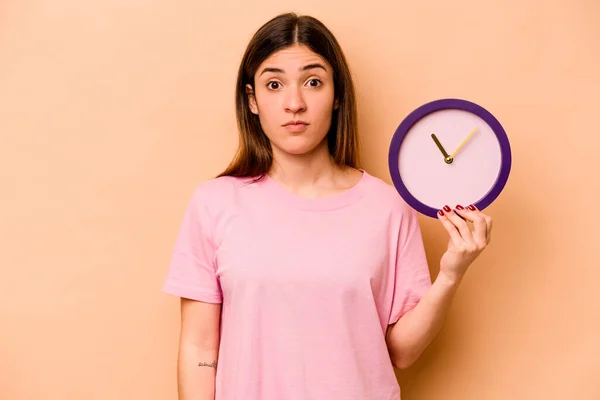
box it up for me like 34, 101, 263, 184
161, 170, 432, 400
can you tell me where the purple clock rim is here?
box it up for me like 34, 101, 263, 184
388, 98, 512, 218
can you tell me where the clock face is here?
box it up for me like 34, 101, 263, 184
388, 99, 512, 218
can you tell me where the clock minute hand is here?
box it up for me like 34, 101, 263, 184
451, 127, 479, 158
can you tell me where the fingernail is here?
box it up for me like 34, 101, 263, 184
468, 204, 476, 211
438, 210, 444, 216
456, 205, 465, 210
443, 205, 451, 212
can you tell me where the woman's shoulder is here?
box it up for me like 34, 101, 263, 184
362, 170, 414, 214
186, 174, 259, 209
189, 174, 254, 197
194, 174, 253, 191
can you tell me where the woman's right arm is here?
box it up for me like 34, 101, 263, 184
177, 298, 222, 400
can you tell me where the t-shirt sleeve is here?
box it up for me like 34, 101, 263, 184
161, 186, 223, 303
388, 206, 432, 325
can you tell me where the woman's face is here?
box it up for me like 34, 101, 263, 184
247, 44, 338, 157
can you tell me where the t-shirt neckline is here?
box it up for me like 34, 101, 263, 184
259, 169, 369, 211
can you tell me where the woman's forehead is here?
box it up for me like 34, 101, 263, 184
258, 45, 330, 74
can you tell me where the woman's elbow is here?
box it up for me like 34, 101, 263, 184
391, 352, 418, 370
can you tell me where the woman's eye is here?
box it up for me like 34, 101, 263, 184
266, 79, 321, 89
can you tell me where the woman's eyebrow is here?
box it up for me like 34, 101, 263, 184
259, 63, 327, 77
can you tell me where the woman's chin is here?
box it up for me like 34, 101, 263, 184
279, 144, 322, 156
275, 137, 327, 156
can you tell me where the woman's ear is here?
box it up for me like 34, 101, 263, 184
246, 84, 258, 115
333, 98, 339, 110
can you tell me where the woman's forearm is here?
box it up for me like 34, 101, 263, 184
386, 272, 461, 369
177, 342, 219, 400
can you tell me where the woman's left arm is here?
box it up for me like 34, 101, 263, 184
386, 205, 493, 369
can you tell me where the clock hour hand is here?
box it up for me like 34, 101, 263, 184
431, 133, 453, 164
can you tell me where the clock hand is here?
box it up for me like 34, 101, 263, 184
431, 133, 454, 164
451, 127, 478, 158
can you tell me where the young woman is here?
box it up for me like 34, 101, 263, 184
162, 12, 492, 400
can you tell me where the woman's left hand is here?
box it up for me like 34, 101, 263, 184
437, 204, 493, 284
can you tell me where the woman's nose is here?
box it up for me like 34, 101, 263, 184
284, 87, 307, 113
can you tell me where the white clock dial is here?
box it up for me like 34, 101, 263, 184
397, 108, 502, 210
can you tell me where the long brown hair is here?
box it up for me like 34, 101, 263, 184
217, 12, 360, 179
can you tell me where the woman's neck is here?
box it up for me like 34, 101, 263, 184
267, 141, 358, 199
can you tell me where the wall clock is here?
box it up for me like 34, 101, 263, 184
388, 98, 512, 218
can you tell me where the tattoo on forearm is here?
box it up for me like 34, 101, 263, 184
198, 360, 217, 369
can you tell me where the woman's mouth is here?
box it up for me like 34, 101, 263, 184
283, 121, 309, 133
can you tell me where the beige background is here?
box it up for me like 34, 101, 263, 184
1, 1, 598, 399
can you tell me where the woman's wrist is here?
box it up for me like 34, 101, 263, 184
435, 270, 463, 290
